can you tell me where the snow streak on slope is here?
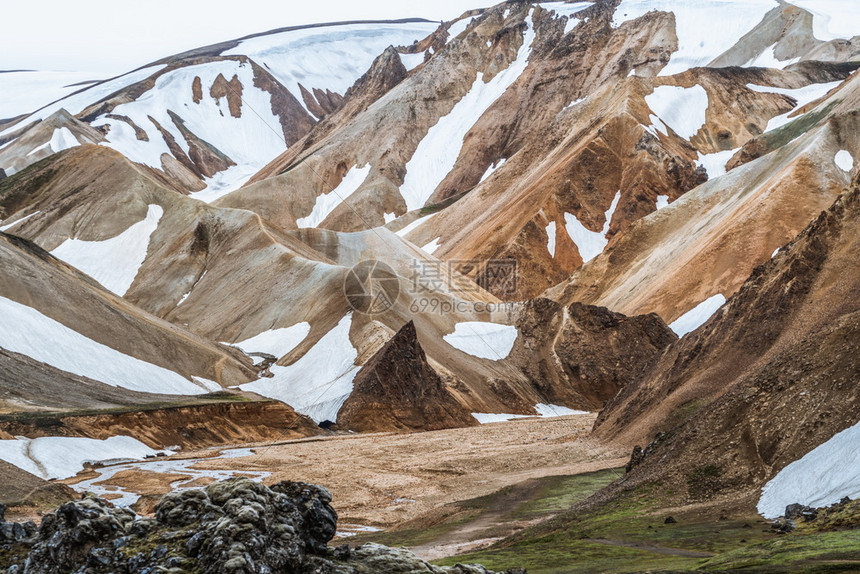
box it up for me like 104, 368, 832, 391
0, 296, 206, 395
472, 404, 588, 424
93, 61, 286, 200
51, 204, 162, 296
645, 85, 709, 140
0, 71, 100, 119
546, 221, 557, 257
240, 315, 359, 423
444, 321, 518, 360
784, 0, 860, 42
539, 1, 593, 34
747, 81, 843, 132
0, 211, 40, 232
0, 436, 165, 480
395, 211, 439, 237
743, 45, 800, 69
612, 0, 778, 76
297, 164, 371, 228
656, 195, 669, 210
758, 420, 860, 519
399, 11, 538, 211
564, 191, 620, 263
231, 322, 311, 358
669, 294, 726, 337
223, 22, 437, 116
0, 66, 165, 138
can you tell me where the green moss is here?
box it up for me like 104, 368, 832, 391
699, 530, 860, 571
758, 100, 839, 154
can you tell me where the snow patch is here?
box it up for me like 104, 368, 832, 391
612, 0, 778, 76
743, 44, 800, 69
297, 164, 371, 228
51, 204, 162, 296
656, 195, 670, 210
383, 212, 397, 224
0, 211, 40, 232
564, 190, 621, 263
192, 377, 222, 393
546, 221, 557, 257
669, 294, 726, 337
645, 85, 709, 140
539, 2, 592, 33
396, 211, 439, 238
49, 127, 80, 152
758, 420, 860, 519
696, 148, 738, 179
443, 322, 518, 361
472, 404, 589, 424
747, 81, 843, 132
446, 17, 473, 41
835, 150, 854, 172
480, 158, 506, 182
399, 51, 426, 71
240, 315, 359, 423
0, 436, 167, 480
422, 237, 442, 254
230, 323, 311, 359
0, 296, 206, 395
399, 10, 538, 211
783, 0, 860, 42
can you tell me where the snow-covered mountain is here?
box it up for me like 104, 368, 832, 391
0, 0, 859, 528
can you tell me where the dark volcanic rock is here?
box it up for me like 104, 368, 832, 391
338, 321, 478, 432
0, 478, 518, 574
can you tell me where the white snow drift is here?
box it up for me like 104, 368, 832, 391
399, 10, 538, 211
758, 420, 860, 519
747, 81, 843, 133
669, 294, 727, 337
472, 404, 589, 424
444, 321, 519, 360
564, 191, 620, 263
240, 314, 359, 423
835, 150, 855, 172
0, 296, 207, 395
0, 435, 165, 481
230, 322, 311, 359
51, 204, 163, 296
645, 85, 709, 140
297, 165, 371, 228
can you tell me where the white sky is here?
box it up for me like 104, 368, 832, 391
1, 0, 485, 76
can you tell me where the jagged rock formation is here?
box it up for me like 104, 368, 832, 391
0, 478, 521, 574
593, 181, 860, 504
338, 321, 478, 432
510, 299, 677, 410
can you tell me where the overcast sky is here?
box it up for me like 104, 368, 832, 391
1, 0, 485, 75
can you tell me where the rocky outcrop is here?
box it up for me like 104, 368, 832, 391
0, 478, 521, 574
0, 399, 322, 450
593, 182, 860, 503
338, 321, 478, 432
510, 299, 677, 410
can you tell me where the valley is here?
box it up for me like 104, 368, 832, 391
0, 0, 859, 571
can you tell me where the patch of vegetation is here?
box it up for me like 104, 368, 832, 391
699, 530, 860, 572
665, 399, 707, 430
758, 100, 839, 154
512, 469, 622, 519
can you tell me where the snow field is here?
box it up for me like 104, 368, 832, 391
443, 321, 519, 360
0, 295, 207, 395
564, 191, 620, 263
669, 294, 727, 337
51, 204, 163, 296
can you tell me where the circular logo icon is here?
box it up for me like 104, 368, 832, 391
343, 260, 400, 314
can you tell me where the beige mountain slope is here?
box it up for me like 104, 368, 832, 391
547, 71, 859, 324
217, 1, 857, 301
0, 145, 679, 427
0, 227, 256, 397
592, 180, 860, 507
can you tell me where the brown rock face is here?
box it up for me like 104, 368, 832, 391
338, 321, 478, 432
594, 181, 860, 502
0, 400, 321, 450
511, 299, 677, 410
